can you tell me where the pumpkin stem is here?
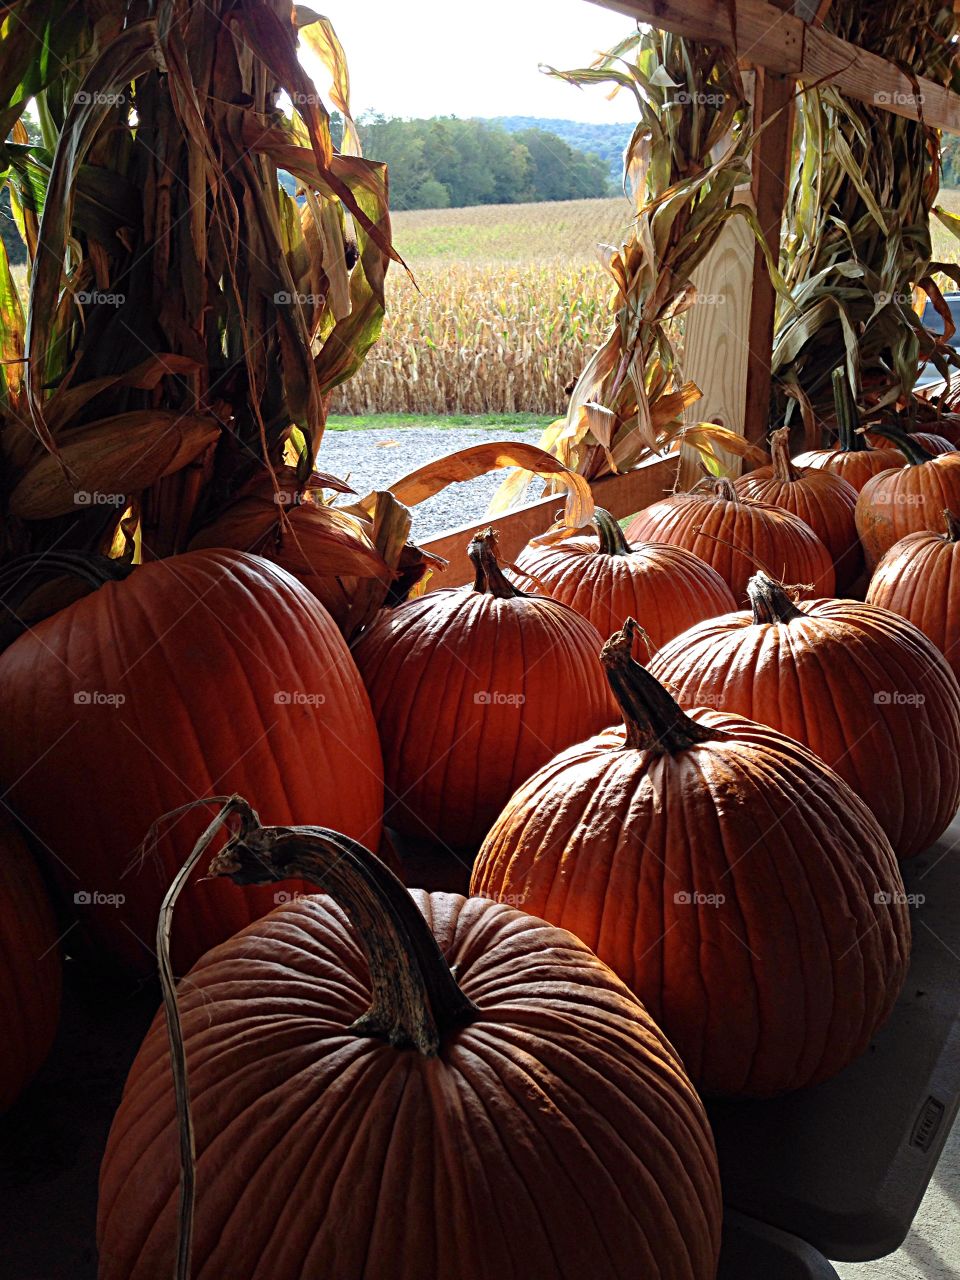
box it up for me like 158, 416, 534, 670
0, 551, 134, 597
832, 368, 866, 453
866, 424, 936, 466
206, 801, 479, 1055
769, 427, 799, 482
747, 571, 805, 624
944, 509, 960, 542
593, 508, 633, 556
601, 619, 715, 755
468, 528, 524, 599
713, 477, 739, 502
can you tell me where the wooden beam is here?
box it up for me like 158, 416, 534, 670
743, 66, 795, 448
681, 210, 755, 477
589, 0, 960, 135
419, 455, 678, 589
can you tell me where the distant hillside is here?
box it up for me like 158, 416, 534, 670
484, 117, 633, 184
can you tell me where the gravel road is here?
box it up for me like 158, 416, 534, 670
321, 427, 547, 538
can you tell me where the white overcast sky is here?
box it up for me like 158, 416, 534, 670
302, 0, 640, 123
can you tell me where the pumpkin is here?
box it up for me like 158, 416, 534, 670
513, 508, 736, 653
918, 415, 960, 448
866, 510, 960, 682
0, 550, 384, 972
855, 430, 960, 569
650, 572, 960, 858
0, 820, 61, 1112
189, 469, 391, 633
351, 528, 614, 851
793, 368, 901, 491
735, 427, 862, 590
98, 805, 722, 1280
864, 430, 954, 455
472, 622, 910, 1097
624, 477, 835, 604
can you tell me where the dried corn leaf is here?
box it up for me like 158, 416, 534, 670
10, 412, 219, 519
386, 441, 594, 530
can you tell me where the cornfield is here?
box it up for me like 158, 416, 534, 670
330, 197, 632, 415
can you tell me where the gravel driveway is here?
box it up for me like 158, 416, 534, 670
320, 427, 547, 538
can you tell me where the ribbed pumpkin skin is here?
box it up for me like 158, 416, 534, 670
625, 490, 835, 603
97, 892, 722, 1280
515, 537, 736, 651
650, 599, 960, 858
735, 466, 862, 590
792, 445, 902, 492
0, 822, 61, 1112
866, 526, 960, 681
856, 453, 960, 568
473, 710, 909, 1097
0, 551, 383, 972
352, 590, 613, 848
864, 431, 954, 455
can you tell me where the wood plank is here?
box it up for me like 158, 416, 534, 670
590, 0, 803, 72
801, 27, 960, 133
419, 455, 678, 589
743, 67, 795, 449
681, 211, 755, 479
588, 0, 960, 135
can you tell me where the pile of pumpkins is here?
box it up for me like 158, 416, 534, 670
2, 380, 960, 1280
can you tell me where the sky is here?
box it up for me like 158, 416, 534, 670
301, 0, 640, 124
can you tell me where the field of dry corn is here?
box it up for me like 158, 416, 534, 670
330, 190, 960, 418
328, 197, 633, 417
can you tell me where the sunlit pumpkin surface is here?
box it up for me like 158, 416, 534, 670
98, 892, 722, 1280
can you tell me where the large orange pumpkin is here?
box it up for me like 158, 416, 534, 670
866, 510, 960, 681
735, 427, 862, 591
0, 550, 383, 972
513, 508, 736, 653
794, 369, 901, 491
863, 430, 955, 455
189, 469, 391, 633
650, 572, 960, 857
856, 432, 960, 568
0, 821, 61, 1112
351, 529, 613, 850
624, 478, 835, 604
98, 809, 722, 1280
473, 623, 910, 1097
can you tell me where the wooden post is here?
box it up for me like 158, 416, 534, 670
680, 61, 795, 476
742, 66, 795, 448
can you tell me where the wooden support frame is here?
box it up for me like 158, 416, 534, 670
743, 66, 796, 446
420, 454, 678, 588
412, 0, 960, 587
590, 0, 960, 135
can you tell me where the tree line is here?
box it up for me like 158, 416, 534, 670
353, 115, 612, 210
